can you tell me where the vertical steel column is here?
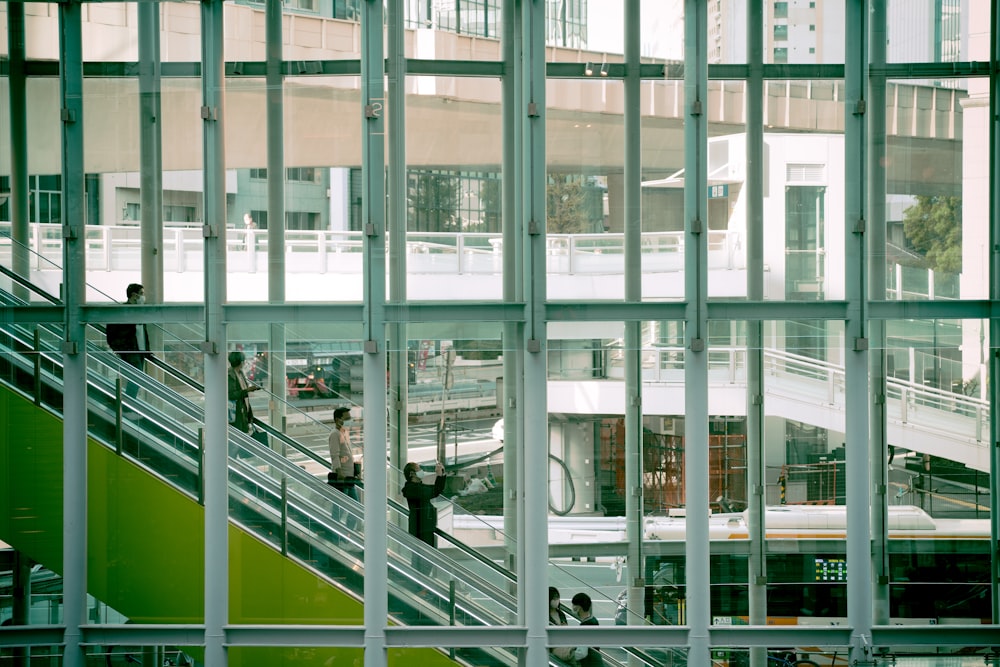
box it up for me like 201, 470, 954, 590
501, 0, 524, 589
200, 0, 229, 663
683, 0, 709, 664
745, 4, 767, 666
845, 0, 874, 662
361, 0, 389, 664
138, 1, 164, 304
7, 2, 29, 301
989, 0, 1000, 626
622, 0, 645, 629
386, 0, 409, 482
867, 0, 891, 628
59, 4, 86, 667
522, 0, 549, 663
265, 0, 288, 431
11, 551, 31, 667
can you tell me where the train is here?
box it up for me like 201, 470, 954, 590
450, 504, 992, 627
640, 504, 991, 627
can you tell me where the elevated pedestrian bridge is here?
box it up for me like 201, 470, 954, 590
554, 346, 990, 472
2, 223, 988, 472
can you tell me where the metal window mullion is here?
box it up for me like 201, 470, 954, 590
990, 0, 1000, 627
138, 1, 164, 305
501, 0, 522, 598
360, 0, 389, 664
868, 0, 891, 628
386, 0, 409, 483
622, 0, 646, 633
200, 0, 229, 664
265, 0, 289, 433
522, 0, 549, 663
683, 0, 710, 665
8, 3, 30, 302
745, 3, 767, 665
59, 4, 87, 667
845, 0, 874, 663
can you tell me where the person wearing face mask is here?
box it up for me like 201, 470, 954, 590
549, 586, 577, 664
328, 407, 361, 502
106, 283, 152, 403
227, 350, 268, 456
570, 592, 605, 667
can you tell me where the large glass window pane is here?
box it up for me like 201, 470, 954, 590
884, 319, 989, 515
883, 79, 983, 300
641, 77, 685, 300
229, 1, 361, 59
763, 320, 847, 622
404, 76, 503, 300
641, 1, 684, 61
764, 80, 844, 302
406, 0, 502, 51
547, 321, 633, 654
886, 0, 973, 64
883, 317, 992, 626
708, 81, 747, 299
765, 1, 843, 64
214, 75, 363, 301
546, 76, 624, 300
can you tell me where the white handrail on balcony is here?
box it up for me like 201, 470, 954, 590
0, 222, 739, 277
606, 344, 989, 445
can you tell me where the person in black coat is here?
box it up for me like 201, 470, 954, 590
571, 592, 605, 666
105, 283, 151, 400
401, 461, 446, 546
227, 350, 267, 456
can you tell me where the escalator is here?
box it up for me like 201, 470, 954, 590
0, 270, 652, 667
0, 323, 503, 663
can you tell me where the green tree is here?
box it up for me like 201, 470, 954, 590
408, 170, 460, 232
546, 176, 590, 233
479, 177, 502, 233
901, 194, 962, 274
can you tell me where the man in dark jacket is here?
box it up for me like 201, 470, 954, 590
571, 592, 605, 666
105, 283, 151, 400
401, 461, 446, 546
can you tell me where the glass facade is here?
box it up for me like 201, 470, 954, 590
0, 1, 997, 666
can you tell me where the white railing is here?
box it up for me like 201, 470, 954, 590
0, 222, 740, 276
604, 344, 989, 446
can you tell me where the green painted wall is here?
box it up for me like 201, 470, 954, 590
0, 388, 457, 667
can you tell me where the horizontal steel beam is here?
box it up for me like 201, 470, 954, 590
0, 625, 65, 648
81, 624, 207, 646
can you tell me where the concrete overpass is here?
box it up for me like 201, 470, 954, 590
0, 2, 965, 199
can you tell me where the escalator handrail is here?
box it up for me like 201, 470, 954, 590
1, 299, 643, 667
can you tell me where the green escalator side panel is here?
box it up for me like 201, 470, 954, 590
0, 389, 460, 666
0, 389, 65, 569
0, 390, 349, 618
